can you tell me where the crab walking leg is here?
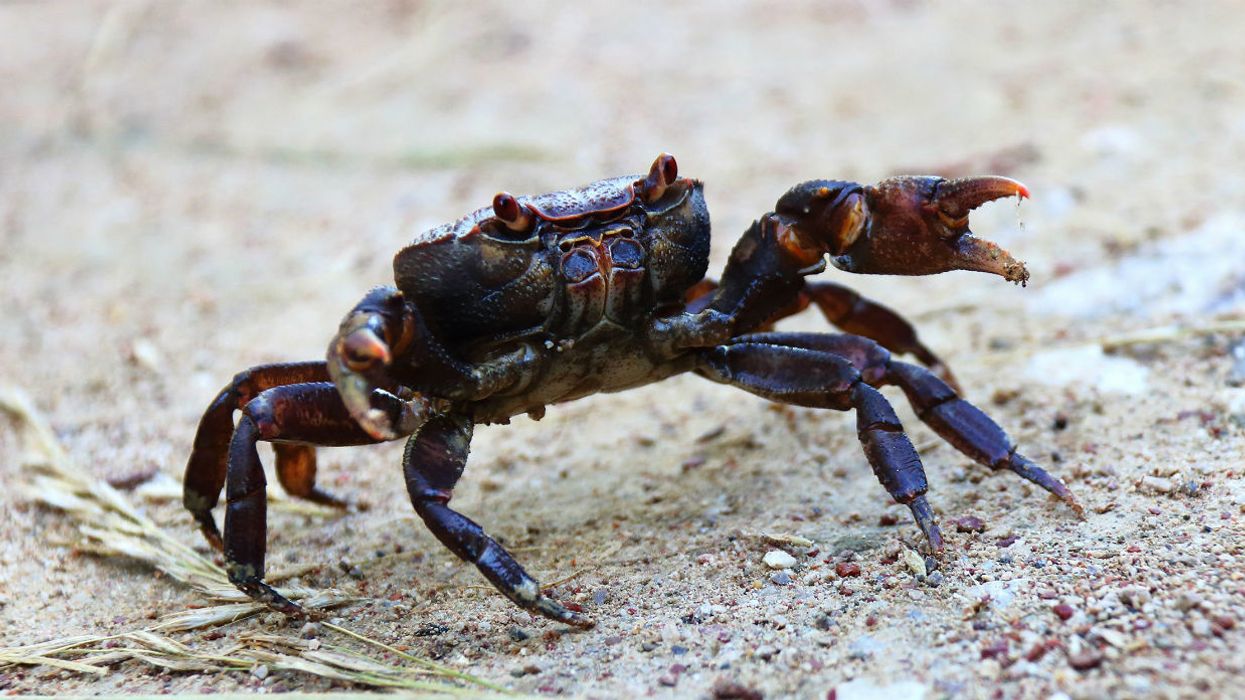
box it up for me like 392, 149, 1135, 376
683, 279, 956, 389
884, 361, 1083, 514
184, 361, 330, 549
696, 339, 944, 553
798, 282, 959, 391
223, 382, 420, 615
402, 414, 594, 628
733, 332, 1081, 513
272, 443, 350, 509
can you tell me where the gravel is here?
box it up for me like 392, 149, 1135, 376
2, 3, 1243, 699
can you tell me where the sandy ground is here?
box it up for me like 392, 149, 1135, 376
3, 2, 1245, 697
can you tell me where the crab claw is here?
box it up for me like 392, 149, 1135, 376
328, 313, 399, 440
831, 175, 1031, 284
327, 290, 427, 441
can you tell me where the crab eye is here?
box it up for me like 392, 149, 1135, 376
640, 153, 678, 204
492, 192, 533, 233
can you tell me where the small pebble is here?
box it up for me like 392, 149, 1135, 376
593, 589, 609, 605
835, 562, 862, 578
901, 548, 927, 576
980, 638, 1009, 660
955, 515, 986, 533
1119, 586, 1150, 608
1053, 604, 1075, 621
1068, 647, 1104, 671
711, 680, 763, 700
762, 550, 798, 570
1141, 475, 1174, 494
925, 571, 945, 587
641, 641, 659, 652
251, 664, 269, 680
508, 627, 530, 642
671, 645, 688, 655
770, 571, 792, 586
1175, 591, 1202, 611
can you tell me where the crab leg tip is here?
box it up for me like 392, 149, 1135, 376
535, 597, 596, 629
1007, 452, 1083, 516
908, 496, 945, 555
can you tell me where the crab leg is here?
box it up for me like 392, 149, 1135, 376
731, 331, 1080, 513
222, 382, 419, 616
696, 337, 944, 554
687, 278, 958, 390
272, 443, 351, 509
402, 413, 594, 628
797, 282, 959, 391
184, 361, 331, 549
884, 361, 1082, 514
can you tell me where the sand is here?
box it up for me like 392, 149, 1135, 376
2, 2, 1244, 697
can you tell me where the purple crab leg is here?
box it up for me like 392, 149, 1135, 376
402, 413, 594, 628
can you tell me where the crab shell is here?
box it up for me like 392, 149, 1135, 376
393, 172, 711, 349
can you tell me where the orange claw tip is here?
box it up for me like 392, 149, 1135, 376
342, 328, 391, 367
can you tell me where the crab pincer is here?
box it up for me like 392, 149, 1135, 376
776, 174, 1031, 283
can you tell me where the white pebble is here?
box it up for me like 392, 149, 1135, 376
901, 548, 927, 577
763, 550, 797, 570
1141, 475, 1174, 493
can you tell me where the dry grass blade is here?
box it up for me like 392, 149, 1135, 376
1097, 319, 1245, 351
0, 387, 509, 695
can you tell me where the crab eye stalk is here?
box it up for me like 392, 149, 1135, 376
639, 152, 678, 204
492, 192, 533, 233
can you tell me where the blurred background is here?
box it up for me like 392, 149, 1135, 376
3, 2, 1244, 697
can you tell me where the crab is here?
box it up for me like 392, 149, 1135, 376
184, 154, 1080, 628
